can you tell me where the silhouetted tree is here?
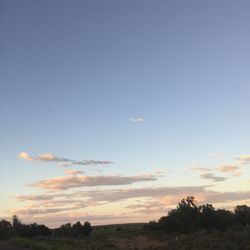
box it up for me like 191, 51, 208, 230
82, 221, 92, 236
234, 205, 250, 226
214, 209, 235, 230
12, 215, 21, 230
0, 219, 13, 239
72, 221, 83, 238
55, 223, 72, 237
157, 196, 201, 233
199, 204, 216, 230
146, 196, 250, 234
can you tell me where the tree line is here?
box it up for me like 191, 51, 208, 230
146, 196, 250, 233
0, 215, 92, 239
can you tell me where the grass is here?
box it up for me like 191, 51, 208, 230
4, 224, 250, 250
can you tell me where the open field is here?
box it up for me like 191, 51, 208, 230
1, 223, 250, 250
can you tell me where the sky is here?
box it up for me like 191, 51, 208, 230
1, 0, 250, 227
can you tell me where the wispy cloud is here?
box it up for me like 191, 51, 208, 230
30, 173, 160, 190
208, 153, 224, 159
236, 154, 250, 165
129, 117, 145, 123
190, 153, 250, 181
76, 186, 209, 203
126, 200, 167, 214
217, 164, 241, 176
11, 206, 78, 216
64, 169, 85, 175
19, 152, 113, 166
15, 187, 250, 210
200, 173, 227, 182
15, 185, 207, 204
190, 165, 213, 173
15, 194, 56, 201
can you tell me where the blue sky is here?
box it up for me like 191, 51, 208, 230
1, 0, 250, 227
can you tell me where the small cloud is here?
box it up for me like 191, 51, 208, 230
190, 166, 213, 173
19, 152, 34, 161
38, 153, 55, 161
200, 173, 227, 182
129, 117, 145, 123
64, 169, 85, 175
236, 154, 250, 165
189, 161, 213, 173
217, 164, 241, 176
208, 153, 224, 159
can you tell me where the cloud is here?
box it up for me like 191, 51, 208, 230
15, 194, 55, 201
129, 117, 145, 123
11, 206, 78, 216
200, 173, 227, 182
64, 169, 85, 175
125, 200, 167, 214
19, 152, 113, 166
208, 153, 224, 159
76, 186, 209, 203
19, 152, 33, 161
30, 174, 160, 190
217, 164, 241, 176
202, 191, 250, 204
15, 185, 207, 205
15, 187, 250, 209
190, 159, 243, 180
236, 154, 250, 165
190, 166, 213, 173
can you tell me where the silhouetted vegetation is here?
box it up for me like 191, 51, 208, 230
0, 215, 92, 240
0, 215, 51, 239
146, 196, 250, 234
54, 221, 92, 238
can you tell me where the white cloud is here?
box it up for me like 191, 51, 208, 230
129, 117, 145, 123
208, 153, 224, 159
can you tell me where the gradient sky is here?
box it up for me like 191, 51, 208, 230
1, 0, 250, 227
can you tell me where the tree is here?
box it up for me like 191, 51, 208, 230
0, 220, 13, 239
82, 221, 92, 236
214, 209, 235, 230
157, 196, 201, 233
12, 215, 21, 230
199, 204, 216, 230
72, 221, 83, 238
234, 205, 250, 226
